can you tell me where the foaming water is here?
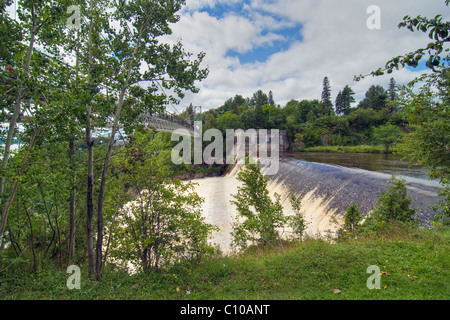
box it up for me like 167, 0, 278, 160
192, 159, 443, 254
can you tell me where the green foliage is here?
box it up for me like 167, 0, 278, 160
335, 85, 355, 116
366, 175, 417, 230
231, 162, 287, 249
320, 76, 334, 117
107, 132, 217, 272
373, 123, 403, 153
287, 195, 308, 241
358, 85, 388, 111
2, 229, 449, 300
344, 204, 362, 232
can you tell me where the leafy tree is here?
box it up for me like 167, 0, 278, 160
344, 204, 362, 233
358, 85, 388, 111
0, 0, 71, 258
369, 175, 416, 225
373, 123, 403, 153
356, 0, 449, 221
262, 104, 285, 129
249, 90, 269, 108
108, 132, 216, 272
216, 111, 242, 132
288, 194, 307, 241
84, 0, 208, 280
231, 162, 287, 249
217, 95, 246, 116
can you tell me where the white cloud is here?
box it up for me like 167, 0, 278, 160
164, 0, 449, 111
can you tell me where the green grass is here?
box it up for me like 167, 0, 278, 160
298, 145, 394, 154
1, 228, 449, 300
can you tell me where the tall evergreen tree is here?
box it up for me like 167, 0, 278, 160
335, 90, 344, 115
268, 90, 275, 106
387, 78, 398, 112
341, 85, 356, 115
320, 76, 333, 116
388, 78, 397, 101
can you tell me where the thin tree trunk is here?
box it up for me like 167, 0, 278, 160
23, 201, 37, 272
95, 21, 148, 280
68, 139, 76, 264
0, 6, 37, 240
0, 131, 37, 256
86, 0, 96, 279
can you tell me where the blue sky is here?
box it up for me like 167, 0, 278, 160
162, 0, 449, 112
6, 0, 447, 111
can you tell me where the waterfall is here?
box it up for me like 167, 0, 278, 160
194, 158, 443, 254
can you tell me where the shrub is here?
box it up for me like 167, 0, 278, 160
231, 162, 288, 249
362, 175, 417, 232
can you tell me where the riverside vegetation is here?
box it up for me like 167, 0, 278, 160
1, 0, 449, 300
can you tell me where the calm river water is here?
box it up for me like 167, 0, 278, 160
284, 152, 434, 181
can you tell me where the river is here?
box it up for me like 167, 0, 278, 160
283, 152, 434, 182
194, 152, 442, 254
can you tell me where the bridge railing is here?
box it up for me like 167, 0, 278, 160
139, 112, 194, 135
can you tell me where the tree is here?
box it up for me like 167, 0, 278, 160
335, 85, 355, 115
107, 132, 216, 272
342, 85, 356, 115
231, 162, 287, 249
216, 111, 242, 132
335, 90, 344, 115
0, 0, 69, 259
90, 0, 208, 280
288, 194, 307, 241
249, 90, 269, 108
268, 90, 275, 106
320, 76, 333, 116
387, 78, 398, 113
370, 175, 416, 225
358, 85, 388, 111
373, 123, 403, 153
344, 204, 362, 233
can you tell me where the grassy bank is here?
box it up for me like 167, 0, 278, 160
296, 145, 397, 154
1, 227, 448, 300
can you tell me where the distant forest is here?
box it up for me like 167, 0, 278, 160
179, 77, 406, 152
180, 77, 408, 151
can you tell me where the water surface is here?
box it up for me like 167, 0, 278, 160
284, 152, 433, 181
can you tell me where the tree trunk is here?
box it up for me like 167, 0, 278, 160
68, 139, 76, 263
0, 10, 37, 241
86, 111, 94, 278
95, 21, 147, 280
86, 0, 96, 279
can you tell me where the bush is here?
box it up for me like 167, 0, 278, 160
362, 175, 417, 232
231, 162, 288, 249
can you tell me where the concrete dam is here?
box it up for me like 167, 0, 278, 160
194, 158, 443, 254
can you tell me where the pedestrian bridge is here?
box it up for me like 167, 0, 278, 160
138, 112, 194, 136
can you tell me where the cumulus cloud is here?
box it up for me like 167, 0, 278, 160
163, 0, 449, 111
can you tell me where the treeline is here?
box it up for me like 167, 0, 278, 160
188, 77, 404, 152
0, 0, 208, 281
